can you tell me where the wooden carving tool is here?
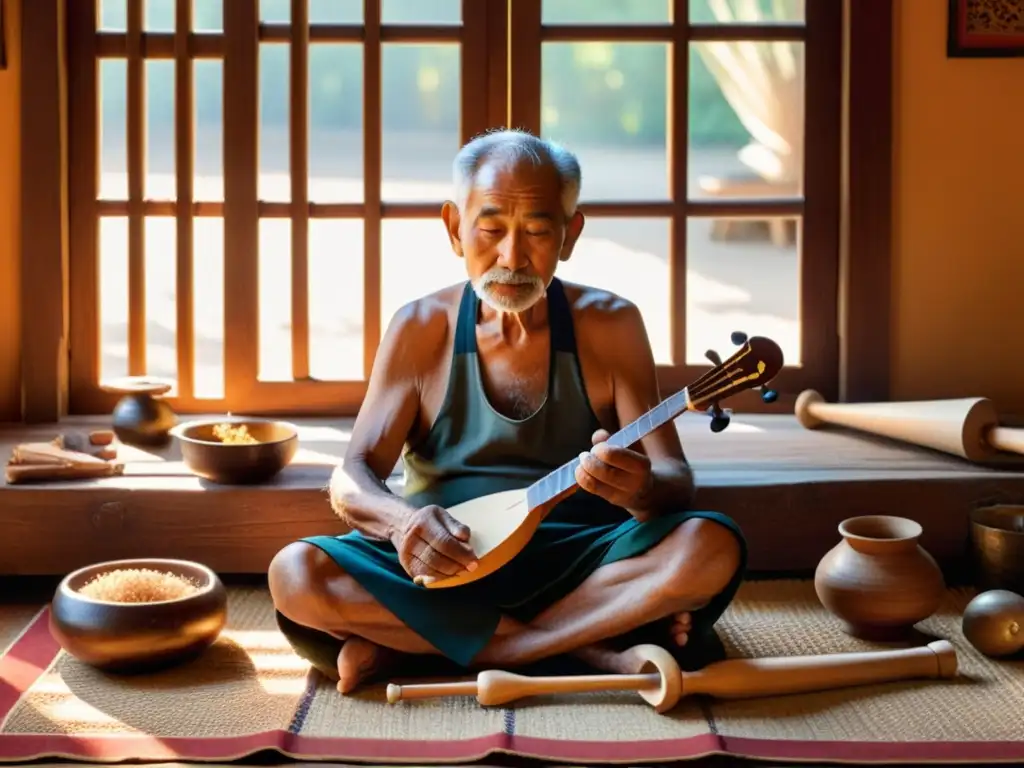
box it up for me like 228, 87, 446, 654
795, 389, 1024, 465
386, 640, 958, 713
426, 333, 785, 589
5, 440, 123, 484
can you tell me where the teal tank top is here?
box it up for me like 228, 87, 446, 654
401, 278, 602, 510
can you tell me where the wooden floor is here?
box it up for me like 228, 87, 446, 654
2, 414, 1023, 577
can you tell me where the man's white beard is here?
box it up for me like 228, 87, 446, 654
471, 267, 546, 313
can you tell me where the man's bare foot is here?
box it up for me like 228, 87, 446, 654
336, 637, 399, 694
670, 611, 692, 647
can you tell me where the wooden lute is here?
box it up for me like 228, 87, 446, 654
425, 333, 785, 589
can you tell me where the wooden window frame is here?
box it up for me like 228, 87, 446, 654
17, 0, 893, 423
507, 0, 842, 409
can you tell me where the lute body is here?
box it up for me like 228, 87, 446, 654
425, 335, 784, 589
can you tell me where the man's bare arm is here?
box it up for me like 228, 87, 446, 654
598, 300, 695, 516
328, 300, 447, 541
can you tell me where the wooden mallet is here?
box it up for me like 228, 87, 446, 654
386, 640, 958, 713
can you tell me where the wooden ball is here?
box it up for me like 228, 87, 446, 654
962, 589, 1024, 658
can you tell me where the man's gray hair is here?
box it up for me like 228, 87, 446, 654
451, 129, 582, 218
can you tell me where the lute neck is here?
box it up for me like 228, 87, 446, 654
525, 387, 692, 510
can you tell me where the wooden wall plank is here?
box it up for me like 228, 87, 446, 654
839, 0, 893, 402
18, 0, 68, 423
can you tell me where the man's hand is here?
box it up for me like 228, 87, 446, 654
391, 505, 479, 586
575, 428, 653, 513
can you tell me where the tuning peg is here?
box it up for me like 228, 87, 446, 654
705, 349, 723, 366
760, 388, 778, 404
707, 403, 731, 433
730, 331, 748, 346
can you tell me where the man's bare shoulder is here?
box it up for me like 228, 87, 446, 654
558, 280, 649, 346
378, 283, 464, 374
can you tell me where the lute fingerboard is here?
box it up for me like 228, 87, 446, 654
522, 335, 783, 512
525, 387, 692, 510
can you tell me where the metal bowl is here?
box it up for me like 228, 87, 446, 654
49, 558, 228, 673
173, 418, 299, 484
969, 505, 1024, 594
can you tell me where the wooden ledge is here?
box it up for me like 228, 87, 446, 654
2, 414, 1023, 576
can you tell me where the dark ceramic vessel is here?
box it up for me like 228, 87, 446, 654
49, 558, 228, 674
172, 418, 299, 484
101, 377, 178, 447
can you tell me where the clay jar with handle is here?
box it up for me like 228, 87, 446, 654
814, 515, 945, 641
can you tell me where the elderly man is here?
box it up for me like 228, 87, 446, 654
268, 129, 746, 693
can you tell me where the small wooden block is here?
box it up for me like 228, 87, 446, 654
89, 429, 116, 446
9, 442, 107, 466
5, 461, 124, 484
57, 432, 115, 459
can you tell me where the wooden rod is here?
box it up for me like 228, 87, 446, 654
362, 0, 382, 379
222, 0, 260, 398
95, 200, 456, 219
258, 23, 464, 43
126, 0, 146, 375
669, 0, 689, 368
506, 0, 541, 133
290, 0, 310, 381
174, 0, 195, 400
539, 22, 805, 42
97, 32, 224, 58
67, 0, 101, 405
460, 0, 490, 142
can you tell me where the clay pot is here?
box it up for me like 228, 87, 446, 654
814, 515, 945, 640
49, 558, 228, 674
101, 376, 178, 447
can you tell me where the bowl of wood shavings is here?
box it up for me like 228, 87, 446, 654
49, 558, 228, 673
171, 418, 299, 484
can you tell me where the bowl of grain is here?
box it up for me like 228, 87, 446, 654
172, 418, 299, 484
49, 558, 228, 673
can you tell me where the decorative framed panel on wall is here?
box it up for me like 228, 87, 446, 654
948, 0, 1024, 57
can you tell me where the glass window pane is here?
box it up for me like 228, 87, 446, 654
555, 218, 672, 365
258, 219, 292, 382
260, 0, 289, 23
99, 59, 127, 200
690, 0, 805, 23
689, 41, 804, 199
382, 0, 461, 24
542, 0, 669, 24
100, 0, 126, 32
686, 216, 801, 366
145, 0, 175, 31
381, 220, 467, 329
194, 60, 224, 202
144, 217, 177, 383
259, 43, 290, 203
541, 43, 668, 201
99, 217, 129, 382
310, 0, 362, 24
145, 60, 175, 200
193, 217, 225, 399
193, 0, 223, 33
309, 220, 365, 381
382, 44, 460, 203
309, 44, 363, 204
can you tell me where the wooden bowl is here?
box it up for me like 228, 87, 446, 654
49, 558, 228, 673
172, 418, 299, 484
